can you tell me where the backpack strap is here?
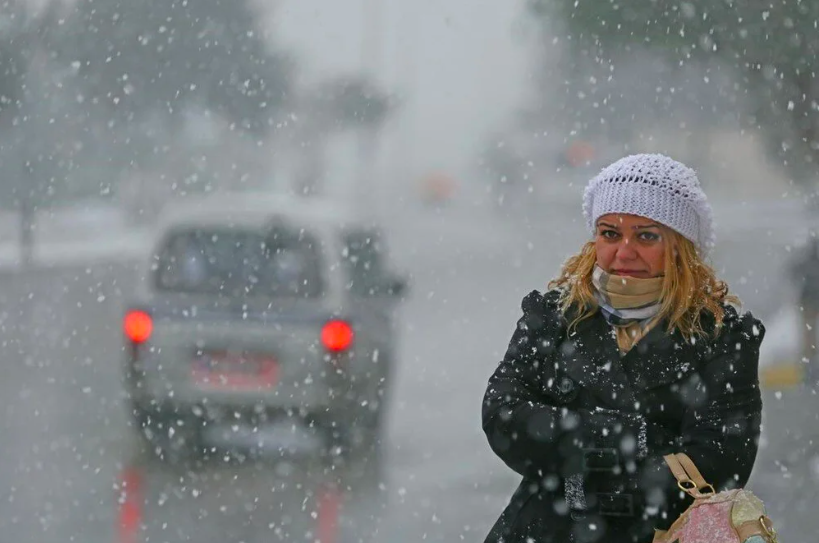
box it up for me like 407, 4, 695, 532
663, 453, 716, 498
662, 454, 690, 485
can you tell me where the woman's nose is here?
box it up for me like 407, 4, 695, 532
615, 239, 638, 260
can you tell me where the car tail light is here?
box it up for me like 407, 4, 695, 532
321, 319, 354, 352
124, 310, 153, 344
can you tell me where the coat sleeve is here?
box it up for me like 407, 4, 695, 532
642, 310, 765, 529
482, 290, 644, 478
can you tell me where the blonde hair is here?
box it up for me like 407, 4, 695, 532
548, 229, 739, 340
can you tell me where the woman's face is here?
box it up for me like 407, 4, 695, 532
595, 214, 667, 278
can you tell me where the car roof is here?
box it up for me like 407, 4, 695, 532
152, 192, 370, 237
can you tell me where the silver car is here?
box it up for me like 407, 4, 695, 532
122, 194, 407, 462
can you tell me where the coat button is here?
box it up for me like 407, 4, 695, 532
559, 377, 575, 395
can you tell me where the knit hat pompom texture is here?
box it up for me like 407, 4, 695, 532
582, 154, 715, 254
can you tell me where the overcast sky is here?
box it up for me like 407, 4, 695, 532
270, 0, 532, 192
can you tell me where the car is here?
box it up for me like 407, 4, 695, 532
121, 193, 408, 463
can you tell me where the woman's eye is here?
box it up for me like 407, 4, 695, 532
639, 232, 660, 242
600, 230, 619, 239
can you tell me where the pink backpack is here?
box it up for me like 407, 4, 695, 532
653, 453, 778, 543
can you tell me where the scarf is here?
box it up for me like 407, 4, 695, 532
592, 265, 665, 354
591, 265, 664, 326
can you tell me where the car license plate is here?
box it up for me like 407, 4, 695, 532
191, 351, 278, 390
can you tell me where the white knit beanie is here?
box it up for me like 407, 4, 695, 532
582, 154, 715, 255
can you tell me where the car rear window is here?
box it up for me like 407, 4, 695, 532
154, 227, 325, 298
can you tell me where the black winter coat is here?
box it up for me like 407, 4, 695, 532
482, 290, 765, 543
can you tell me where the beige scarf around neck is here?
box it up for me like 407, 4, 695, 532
592, 266, 664, 353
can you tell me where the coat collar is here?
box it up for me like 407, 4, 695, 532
559, 310, 704, 410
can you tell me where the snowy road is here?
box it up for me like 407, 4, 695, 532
0, 201, 816, 542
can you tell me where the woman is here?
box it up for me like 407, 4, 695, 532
482, 154, 765, 543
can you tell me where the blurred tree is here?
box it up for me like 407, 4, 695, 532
54, 0, 293, 136
0, 0, 394, 228
51, 0, 303, 221
0, 1, 66, 266
311, 75, 392, 129
0, 0, 297, 260
534, 0, 819, 187
0, 2, 27, 121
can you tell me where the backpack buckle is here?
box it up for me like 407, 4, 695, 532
760, 516, 778, 542
677, 478, 715, 498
